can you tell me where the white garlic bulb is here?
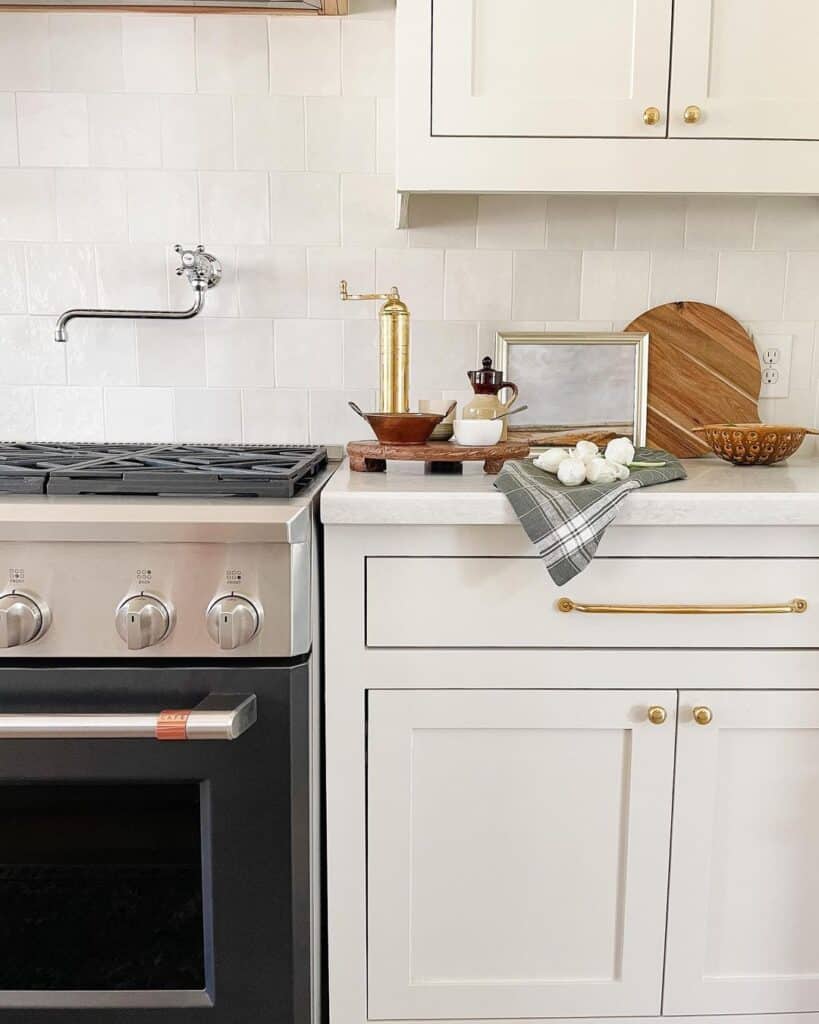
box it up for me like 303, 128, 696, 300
557, 457, 587, 486
585, 457, 619, 484
605, 437, 635, 466
533, 448, 569, 474
573, 440, 600, 463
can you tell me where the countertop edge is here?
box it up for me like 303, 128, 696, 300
321, 461, 819, 527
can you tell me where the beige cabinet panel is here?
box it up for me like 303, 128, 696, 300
432, 0, 672, 138
670, 0, 819, 139
367, 689, 676, 1019
665, 691, 819, 1014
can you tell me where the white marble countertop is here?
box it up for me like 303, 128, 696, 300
321, 456, 819, 527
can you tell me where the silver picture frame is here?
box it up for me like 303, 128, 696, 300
495, 331, 649, 446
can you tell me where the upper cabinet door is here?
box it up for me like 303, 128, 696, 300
665, 691, 819, 1015
368, 689, 676, 1020
670, 0, 819, 139
431, 0, 673, 138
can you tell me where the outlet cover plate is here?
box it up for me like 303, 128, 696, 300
754, 332, 792, 398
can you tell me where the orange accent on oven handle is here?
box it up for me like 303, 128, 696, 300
156, 709, 191, 740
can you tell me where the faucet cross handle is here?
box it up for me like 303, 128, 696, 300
174, 244, 222, 291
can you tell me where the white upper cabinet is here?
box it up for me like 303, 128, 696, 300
670, 0, 819, 140
397, 0, 819, 198
367, 689, 676, 1021
665, 691, 819, 1015
432, 0, 672, 138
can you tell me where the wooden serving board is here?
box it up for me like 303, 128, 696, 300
625, 301, 762, 458
347, 439, 530, 474
510, 427, 621, 448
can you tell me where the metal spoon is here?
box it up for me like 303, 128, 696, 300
491, 403, 529, 421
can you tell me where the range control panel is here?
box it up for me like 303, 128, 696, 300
0, 541, 309, 658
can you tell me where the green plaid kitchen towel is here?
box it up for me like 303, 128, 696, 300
494, 448, 686, 586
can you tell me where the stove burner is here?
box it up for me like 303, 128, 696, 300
0, 443, 328, 498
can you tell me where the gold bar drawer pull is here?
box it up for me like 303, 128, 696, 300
556, 598, 808, 615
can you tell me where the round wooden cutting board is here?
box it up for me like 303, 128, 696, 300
625, 301, 762, 458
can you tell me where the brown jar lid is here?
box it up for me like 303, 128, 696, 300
467, 356, 504, 392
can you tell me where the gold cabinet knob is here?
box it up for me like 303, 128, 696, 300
693, 706, 713, 726
647, 705, 667, 725
643, 106, 661, 126
683, 105, 702, 124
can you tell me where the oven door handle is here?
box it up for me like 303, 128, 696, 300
0, 694, 257, 741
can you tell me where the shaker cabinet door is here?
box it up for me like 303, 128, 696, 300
431, 0, 673, 138
669, 0, 819, 139
367, 689, 676, 1020
665, 691, 819, 1014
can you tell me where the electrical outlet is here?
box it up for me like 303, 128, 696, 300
754, 333, 792, 398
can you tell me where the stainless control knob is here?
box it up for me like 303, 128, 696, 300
0, 590, 50, 648
206, 594, 261, 650
115, 593, 173, 650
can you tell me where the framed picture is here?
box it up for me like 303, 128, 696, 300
495, 331, 649, 446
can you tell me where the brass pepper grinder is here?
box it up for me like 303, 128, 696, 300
339, 280, 410, 413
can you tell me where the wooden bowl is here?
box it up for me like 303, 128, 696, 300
349, 402, 456, 445
693, 423, 819, 465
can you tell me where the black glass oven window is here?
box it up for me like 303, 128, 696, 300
0, 783, 205, 991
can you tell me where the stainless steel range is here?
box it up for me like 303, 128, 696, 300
0, 442, 331, 1024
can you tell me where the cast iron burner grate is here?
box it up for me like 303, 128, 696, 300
0, 443, 328, 498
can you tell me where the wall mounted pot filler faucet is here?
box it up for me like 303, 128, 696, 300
54, 245, 221, 343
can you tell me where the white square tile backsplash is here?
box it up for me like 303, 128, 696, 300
26, 243, 97, 314
58, 169, 128, 243
194, 15, 269, 96
0, 0, 818, 447
48, 13, 124, 93
122, 15, 196, 95
88, 93, 161, 169
0, 15, 50, 92
17, 93, 89, 167
160, 93, 233, 170
234, 97, 305, 172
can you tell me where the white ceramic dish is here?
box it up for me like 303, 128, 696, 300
452, 418, 503, 446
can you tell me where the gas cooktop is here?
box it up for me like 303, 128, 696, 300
0, 443, 328, 498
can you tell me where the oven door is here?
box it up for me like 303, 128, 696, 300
0, 663, 311, 1024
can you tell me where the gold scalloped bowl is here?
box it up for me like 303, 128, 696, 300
694, 423, 819, 466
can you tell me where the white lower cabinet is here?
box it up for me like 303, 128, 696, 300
366, 688, 819, 1021
665, 691, 819, 1016
327, 523, 819, 1024
367, 689, 676, 1020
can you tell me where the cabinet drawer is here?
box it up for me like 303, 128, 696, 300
365, 557, 817, 648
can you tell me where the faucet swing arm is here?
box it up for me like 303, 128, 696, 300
54, 245, 221, 343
